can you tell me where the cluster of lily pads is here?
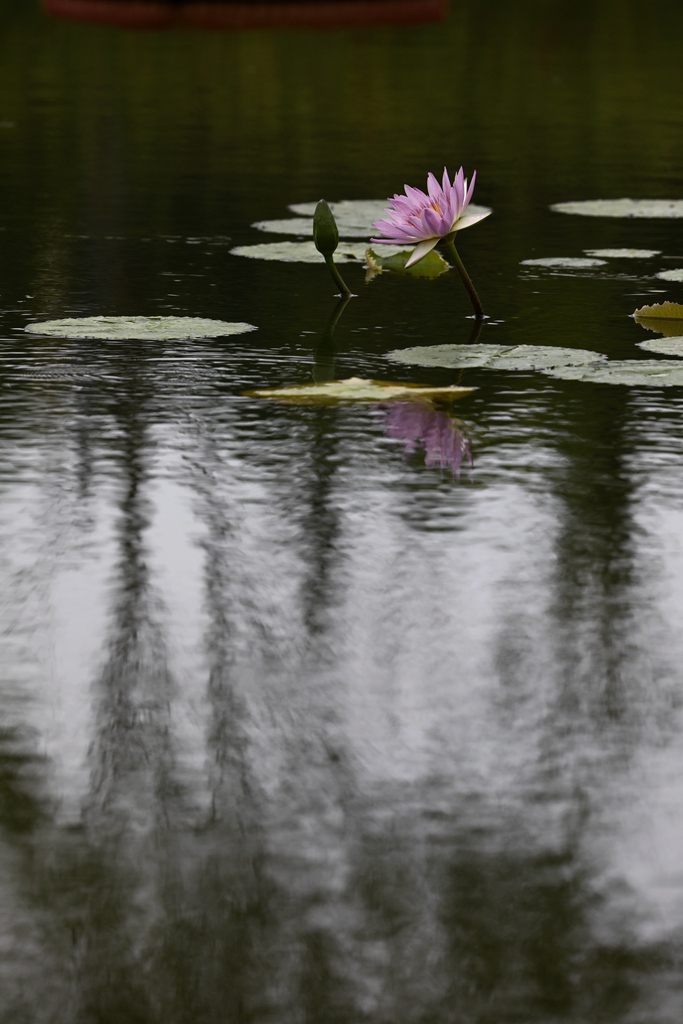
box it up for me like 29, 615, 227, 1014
387, 301, 683, 387
22, 190, 683, 400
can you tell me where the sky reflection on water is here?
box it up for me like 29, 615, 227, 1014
2, 0, 683, 1020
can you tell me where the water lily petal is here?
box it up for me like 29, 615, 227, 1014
464, 169, 477, 208
454, 208, 492, 232
453, 167, 465, 211
405, 237, 440, 268
404, 184, 429, 206
422, 207, 443, 235
427, 172, 442, 202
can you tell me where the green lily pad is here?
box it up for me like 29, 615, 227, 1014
637, 336, 683, 356
289, 200, 388, 232
387, 343, 605, 371
632, 301, 683, 336
542, 360, 683, 386
24, 315, 257, 340
365, 247, 450, 279
245, 377, 475, 404
655, 269, 683, 282
551, 199, 683, 218
584, 248, 661, 258
230, 241, 373, 263
288, 199, 492, 237
633, 300, 683, 319
520, 256, 607, 268
253, 218, 370, 239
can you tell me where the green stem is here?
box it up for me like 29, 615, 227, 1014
466, 317, 484, 345
324, 254, 352, 296
443, 239, 485, 319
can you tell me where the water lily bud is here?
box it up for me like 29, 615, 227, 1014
313, 200, 339, 256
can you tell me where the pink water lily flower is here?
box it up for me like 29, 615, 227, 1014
371, 167, 490, 268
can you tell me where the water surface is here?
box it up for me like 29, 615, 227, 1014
2, 1, 683, 1020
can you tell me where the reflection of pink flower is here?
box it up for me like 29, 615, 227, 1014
382, 402, 472, 477
371, 167, 490, 267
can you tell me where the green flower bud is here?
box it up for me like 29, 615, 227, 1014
313, 199, 339, 256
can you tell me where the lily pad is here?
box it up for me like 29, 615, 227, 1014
230, 241, 372, 263
655, 269, 683, 282
245, 377, 475, 404
387, 343, 605, 371
365, 247, 450, 279
584, 248, 661, 258
542, 360, 683, 386
633, 300, 683, 320
633, 301, 683, 337
24, 315, 257, 340
253, 218, 370, 239
551, 199, 683, 218
288, 199, 492, 237
637, 336, 683, 356
520, 257, 607, 269
289, 200, 388, 232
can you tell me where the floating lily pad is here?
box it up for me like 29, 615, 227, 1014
551, 199, 683, 218
633, 300, 683, 337
230, 241, 372, 263
387, 343, 605, 371
289, 200, 388, 232
288, 199, 492, 237
365, 247, 450, 279
584, 248, 661, 258
24, 315, 257, 340
520, 256, 607, 268
637, 336, 683, 356
633, 300, 683, 320
542, 360, 683, 386
655, 268, 683, 282
245, 377, 475, 404
253, 218, 370, 239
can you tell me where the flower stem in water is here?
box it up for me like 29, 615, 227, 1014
324, 254, 352, 296
443, 239, 485, 319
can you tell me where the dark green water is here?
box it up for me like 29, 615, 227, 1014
2, 1, 683, 1020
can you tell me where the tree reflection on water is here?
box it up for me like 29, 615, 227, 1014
0, 375, 678, 1023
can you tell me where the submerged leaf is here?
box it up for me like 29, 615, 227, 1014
633, 300, 683, 320
24, 315, 257, 340
387, 343, 605, 371
365, 247, 450, 279
542, 360, 683, 386
520, 256, 607, 268
551, 199, 683, 218
637, 336, 683, 356
584, 248, 661, 258
245, 377, 475, 404
655, 268, 683, 282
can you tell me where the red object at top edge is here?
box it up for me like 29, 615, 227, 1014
42, 0, 447, 30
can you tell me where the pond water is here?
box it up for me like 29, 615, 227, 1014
2, 1, 683, 1020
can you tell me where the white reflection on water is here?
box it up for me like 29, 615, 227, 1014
1, 391, 683, 1021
